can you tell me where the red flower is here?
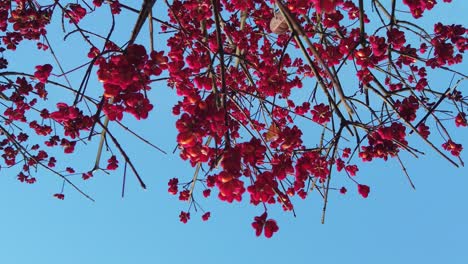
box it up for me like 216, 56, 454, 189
66, 4, 87, 23
342, 148, 351, 158
107, 155, 119, 170
312, 0, 342, 14
418, 123, 430, 139
387, 28, 406, 49
252, 212, 268, 237
340, 187, 347, 194
82, 171, 93, 180
26, 177, 37, 184
202, 212, 211, 221
88, 47, 100, 59
336, 158, 345, 172
168, 178, 179, 195
395, 96, 419, 122
60, 139, 76, 154
179, 190, 190, 201
53, 193, 65, 200
252, 212, 279, 238
264, 219, 279, 238
179, 211, 190, 223
345, 165, 359, 176
311, 103, 331, 124
442, 140, 463, 157
103, 104, 124, 121
455, 112, 467, 127
202, 189, 211, 198
49, 103, 79, 122
358, 184, 370, 198
297, 189, 307, 199
93, 0, 103, 7
124, 94, 153, 120
34, 64, 53, 83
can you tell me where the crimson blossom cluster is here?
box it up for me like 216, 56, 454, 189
0, 0, 466, 238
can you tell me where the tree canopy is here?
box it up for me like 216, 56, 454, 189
0, 0, 466, 237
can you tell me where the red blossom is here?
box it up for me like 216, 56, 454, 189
82, 171, 93, 180
168, 178, 179, 195
442, 140, 463, 157
342, 148, 351, 158
455, 113, 467, 127
60, 139, 76, 154
107, 155, 119, 170
312, 0, 342, 14
93, 0, 103, 7
26, 177, 37, 184
311, 103, 331, 124
53, 193, 65, 200
202, 189, 211, 198
66, 4, 87, 23
179, 190, 190, 201
17, 172, 28, 183
251, 212, 279, 238
418, 123, 430, 139
88, 47, 100, 59
395, 96, 419, 122
345, 165, 359, 176
359, 122, 408, 162
179, 211, 190, 223
387, 28, 406, 49
202, 212, 211, 221
336, 158, 345, 172
264, 219, 279, 238
297, 189, 307, 199
34, 64, 53, 83
358, 184, 370, 198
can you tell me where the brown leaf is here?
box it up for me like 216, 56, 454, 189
265, 123, 280, 142
269, 12, 289, 35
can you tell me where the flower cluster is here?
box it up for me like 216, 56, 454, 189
49, 103, 93, 139
160, 0, 467, 238
360, 123, 408, 162
96, 44, 167, 120
65, 4, 87, 24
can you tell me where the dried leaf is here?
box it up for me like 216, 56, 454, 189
269, 12, 289, 34
265, 123, 280, 142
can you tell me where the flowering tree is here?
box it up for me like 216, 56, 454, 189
0, 0, 466, 238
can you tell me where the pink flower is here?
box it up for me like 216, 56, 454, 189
34, 64, 53, 83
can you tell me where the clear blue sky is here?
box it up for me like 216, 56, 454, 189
0, 1, 467, 263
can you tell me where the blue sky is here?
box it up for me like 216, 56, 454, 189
0, 1, 467, 263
